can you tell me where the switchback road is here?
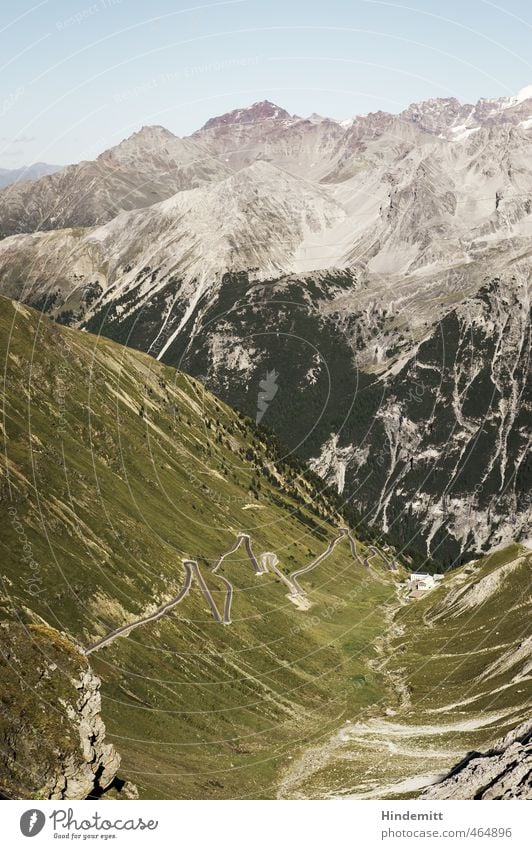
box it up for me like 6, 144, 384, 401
85, 529, 376, 653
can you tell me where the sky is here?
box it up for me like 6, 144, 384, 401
1, 0, 532, 168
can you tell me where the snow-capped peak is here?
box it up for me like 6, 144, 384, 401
505, 83, 532, 108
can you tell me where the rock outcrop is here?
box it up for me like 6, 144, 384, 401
422, 720, 532, 800
0, 622, 121, 799
45, 667, 121, 800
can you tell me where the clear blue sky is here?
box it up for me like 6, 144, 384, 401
1, 0, 532, 167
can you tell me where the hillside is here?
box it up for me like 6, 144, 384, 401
0, 296, 529, 800
279, 543, 532, 798
0, 295, 404, 799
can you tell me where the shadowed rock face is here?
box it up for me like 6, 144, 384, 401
422, 720, 532, 800
0, 622, 121, 800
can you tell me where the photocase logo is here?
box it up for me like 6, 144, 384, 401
20, 809, 46, 837
256, 369, 279, 424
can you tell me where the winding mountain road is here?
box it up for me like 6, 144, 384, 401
84, 528, 379, 654
289, 528, 365, 594
261, 552, 299, 595
366, 545, 397, 573
85, 562, 194, 655
209, 533, 265, 624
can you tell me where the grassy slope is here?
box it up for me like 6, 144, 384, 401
280, 544, 531, 798
0, 296, 401, 799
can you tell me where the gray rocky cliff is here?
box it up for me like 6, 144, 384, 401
422, 720, 532, 800
0, 622, 122, 800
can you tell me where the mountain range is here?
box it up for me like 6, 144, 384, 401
0, 89, 530, 566
0, 162, 62, 190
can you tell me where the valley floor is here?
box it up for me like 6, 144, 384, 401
278, 544, 532, 799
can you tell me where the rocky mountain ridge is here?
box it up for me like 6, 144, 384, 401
400, 85, 532, 137
2, 85, 532, 238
